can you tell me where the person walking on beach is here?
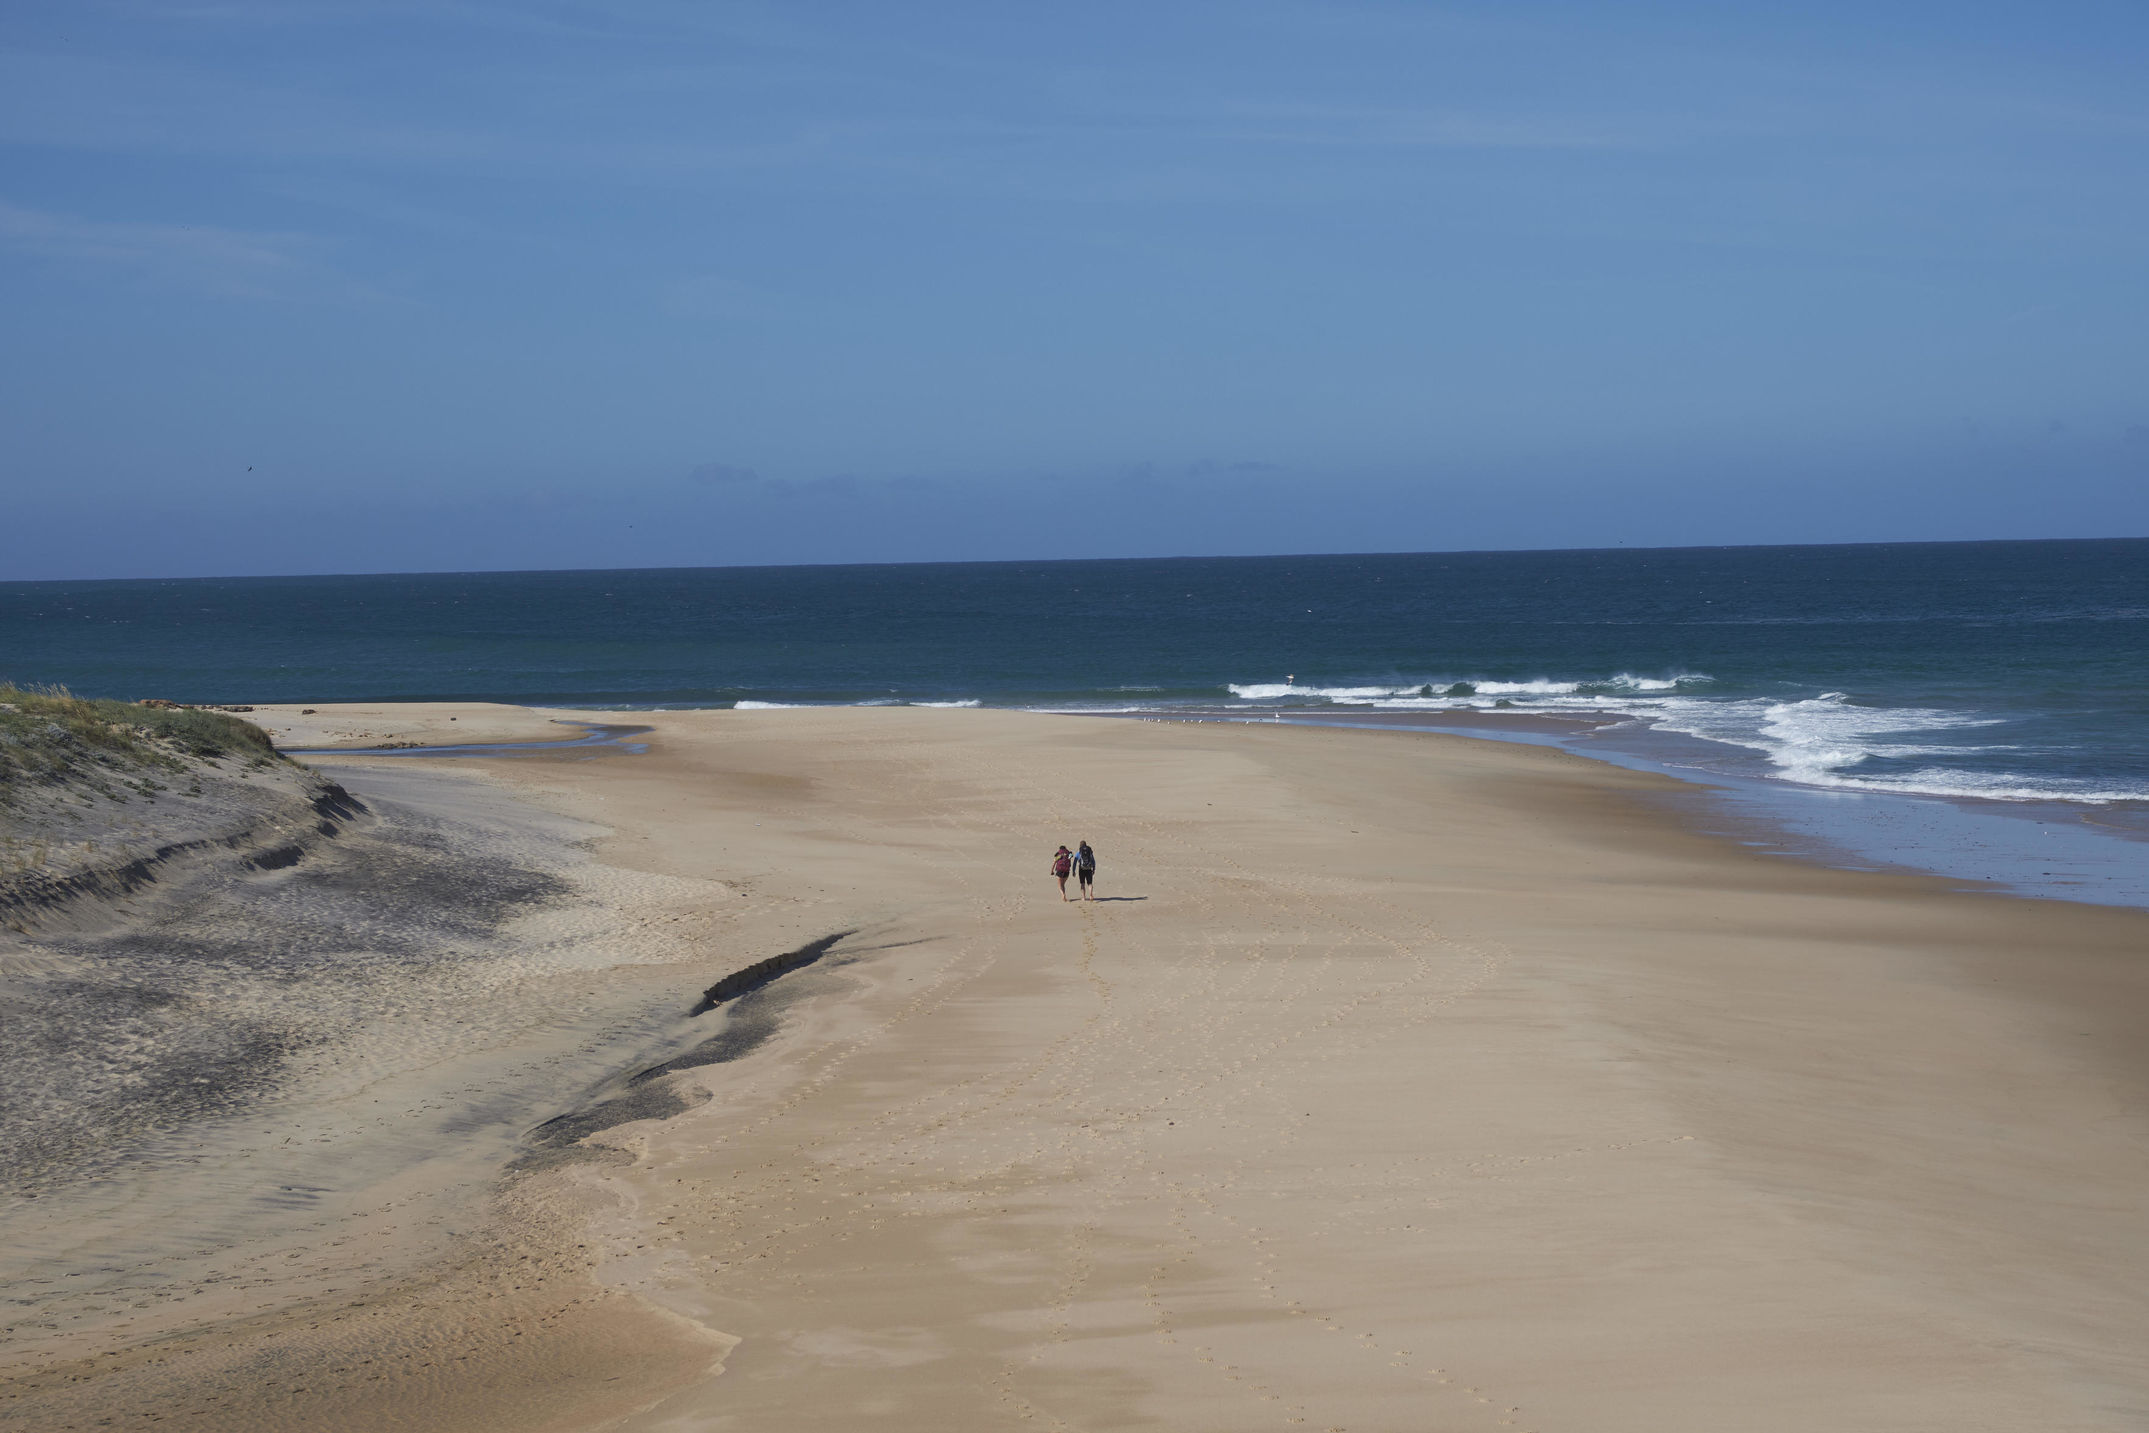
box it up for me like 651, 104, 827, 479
1051, 845, 1074, 901
1075, 841, 1096, 900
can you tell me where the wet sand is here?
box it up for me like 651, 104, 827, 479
6, 705, 2149, 1430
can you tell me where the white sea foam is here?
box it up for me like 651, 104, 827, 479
1226, 673, 1704, 703
737, 698, 983, 710
1641, 695, 2149, 801
1227, 683, 1398, 701
1029, 705, 1159, 714
1218, 677, 2149, 805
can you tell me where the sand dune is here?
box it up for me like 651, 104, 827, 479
5, 705, 2147, 1430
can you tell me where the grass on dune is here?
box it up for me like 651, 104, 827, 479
0, 684, 281, 799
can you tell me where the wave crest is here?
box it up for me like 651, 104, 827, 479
1218, 677, 2149, 805
1225, 673, 1708, 702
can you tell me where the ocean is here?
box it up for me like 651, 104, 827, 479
6, 538, 2146, 906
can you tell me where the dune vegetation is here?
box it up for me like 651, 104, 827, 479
0, 685, 281, 801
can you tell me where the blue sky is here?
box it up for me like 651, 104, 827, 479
4, 1, 2147, 578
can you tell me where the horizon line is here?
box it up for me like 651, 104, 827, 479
6, 532, 2147, 587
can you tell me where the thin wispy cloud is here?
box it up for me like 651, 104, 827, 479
0, 49, 503, 166
0, 201, 372, 300
1092, 98, 1634, 153
262, 176, 485, 236
111, 0, 806, 48
4, 3, 1642, 189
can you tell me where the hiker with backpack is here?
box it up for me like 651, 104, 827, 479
1051, 845, 1074, 901
1075, 841, 1097, 900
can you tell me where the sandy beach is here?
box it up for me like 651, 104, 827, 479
6, 705, 2148, 1431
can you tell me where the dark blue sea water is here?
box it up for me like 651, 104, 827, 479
6, 539, 2147, 904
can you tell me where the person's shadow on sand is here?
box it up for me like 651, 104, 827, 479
1090, 895, 1147, 902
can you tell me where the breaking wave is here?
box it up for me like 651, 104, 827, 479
1226, 674, 1703, 702
1219, 678, 2149, 805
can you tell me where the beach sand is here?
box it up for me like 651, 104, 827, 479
5, 705, 2147, 1431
